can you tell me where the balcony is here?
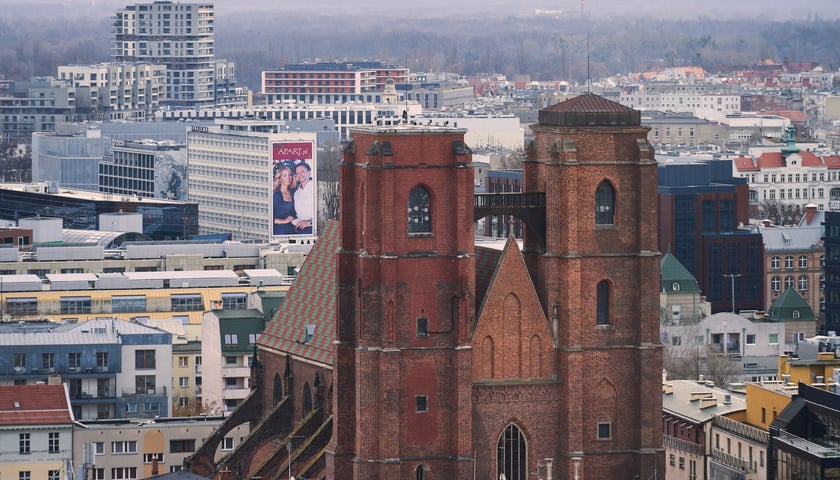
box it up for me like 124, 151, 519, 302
221, 387, 250, 400
663, 434, 704, 456
71, 387, 116, 400
222, 365, 249, 377
710, 449, 753, 473
775, 430, 840, 458
123, 386, 168, 397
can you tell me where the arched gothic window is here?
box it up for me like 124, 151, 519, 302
415, 465, 425, 480
595, 181, 615, 225
273, 373, 283, 405
408, 186, 431, 233
597, 280, 611, 325
497, 424, 527, 480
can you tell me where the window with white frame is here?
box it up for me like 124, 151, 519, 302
48, 432, 60, 453
798, 256, 808, 268
111, 467, 137, 480
222, 437, 235, 450
143, 453, 164, 464
112, 441, 137, 454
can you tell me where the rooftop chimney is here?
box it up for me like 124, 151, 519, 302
804, 204, 817, 225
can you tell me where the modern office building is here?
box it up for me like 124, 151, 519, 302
0, 183, 198, 240
112, 1, 217, 108
32, 127, 108, 191
261, 61, 408, 105
658, 160, 765, 313
186, 120, 317, 241
57, 62, 167, 120
821, 210, 840, 334
769, 382, 840, 479
100, 139, 187, 200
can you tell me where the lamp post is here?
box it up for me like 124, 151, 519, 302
723, 273, 741, 313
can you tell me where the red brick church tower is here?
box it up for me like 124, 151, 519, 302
523, 94, 663, 478
326, 94, 663, 480
328, 127, 477, 479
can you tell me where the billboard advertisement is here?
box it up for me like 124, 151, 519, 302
271, 140, 317, 237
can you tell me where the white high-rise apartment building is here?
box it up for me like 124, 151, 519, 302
57, 62, 166, 119
113, 1, 215, 108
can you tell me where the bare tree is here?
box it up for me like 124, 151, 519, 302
663, 344, 740, 387
171, 396, 223, 417
317, 137, 342, 228
0, 140, 31, 182
753, 200, 804, 226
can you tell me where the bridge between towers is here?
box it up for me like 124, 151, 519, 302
474, 192, 546, 248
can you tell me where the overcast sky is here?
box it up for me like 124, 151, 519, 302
0, 0, 836, 21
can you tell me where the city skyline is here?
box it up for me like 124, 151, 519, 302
0, 0, 838, 20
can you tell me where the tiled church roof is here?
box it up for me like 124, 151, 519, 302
258, 221, 339, 366
539, 93, 641, 127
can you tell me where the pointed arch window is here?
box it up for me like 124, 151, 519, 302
302, 382, 312, 417
408, 186, 431, 233
273, 373, 283, 405
597, 280, 611, 325
596, 181, 615, 225
497, 424, 527, 480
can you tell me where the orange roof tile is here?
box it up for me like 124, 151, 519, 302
0, 384, 72, 426
756, 152, 785, 169
826, 156, 840, 170
800, 151, 824, 167
734, 156, 758, 172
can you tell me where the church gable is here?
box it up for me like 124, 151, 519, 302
472, 237, 554, 381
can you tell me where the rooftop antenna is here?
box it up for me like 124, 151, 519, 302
404, 56, 409, 125
586, 33, 591, 93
